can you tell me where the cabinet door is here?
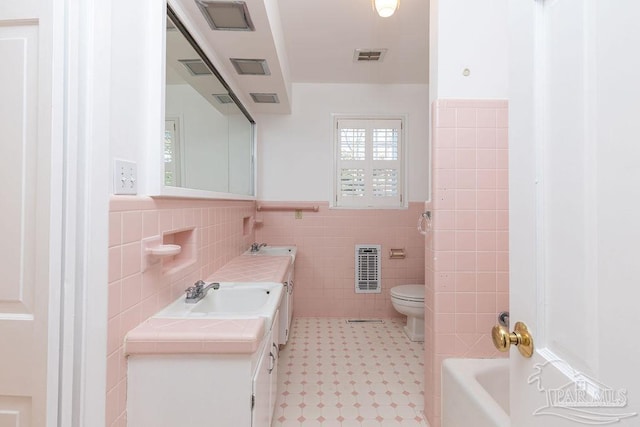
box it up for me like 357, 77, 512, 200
278, 282, 289, 345
252, 331, 272, 427
269, 312, 280, 426
279, 264, 294, 345
286, 278, 294, 336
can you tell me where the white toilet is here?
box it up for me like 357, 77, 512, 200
390, 284, 425, 342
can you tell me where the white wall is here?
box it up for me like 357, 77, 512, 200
228, 114, 254, 195
109, 0, 165, 194
430, 0, 508, 99
256, 83, 430, 202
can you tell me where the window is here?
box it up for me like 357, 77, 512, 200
333, 118, 405, 208
164, 118, 182, 186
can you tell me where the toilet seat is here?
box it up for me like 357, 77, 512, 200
390, 284, 424, 302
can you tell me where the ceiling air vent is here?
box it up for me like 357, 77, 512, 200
212, 94, 234, 104
250, 93, 279, 104
355, 245, 381, 294
230, 58, 271, 76
354, 49, 388, 62
196, 0, 255, 31
178, 59, 212, 76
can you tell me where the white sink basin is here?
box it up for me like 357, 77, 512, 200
154, 282, 283, 322
245, 245, 297, 262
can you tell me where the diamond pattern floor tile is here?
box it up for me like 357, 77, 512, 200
271, 318, 429, 427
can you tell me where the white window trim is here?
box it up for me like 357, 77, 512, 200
331, 115, 408, 209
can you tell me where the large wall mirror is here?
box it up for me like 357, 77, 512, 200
163, 7, 255, 197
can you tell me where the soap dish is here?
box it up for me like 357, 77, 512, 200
142, 236, 182, 271
147, 244, 181, 257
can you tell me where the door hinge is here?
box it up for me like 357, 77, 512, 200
285, 328, 289, 338
251, 394, 255, 410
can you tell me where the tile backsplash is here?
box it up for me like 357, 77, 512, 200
106, 196, 255, 427
255, 202, 426, 318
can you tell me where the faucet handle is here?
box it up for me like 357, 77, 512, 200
185, 280, 206, 298
184, 286, 197, 298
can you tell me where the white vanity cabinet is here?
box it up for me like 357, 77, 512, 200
252, 313, 279, 427
278, 262, 295, 345
127, 314, 279, 427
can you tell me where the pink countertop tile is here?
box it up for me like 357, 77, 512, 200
207, 255, 291, 283
125, 318, 265, 355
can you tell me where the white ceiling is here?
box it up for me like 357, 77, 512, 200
277, 0, 429, 84
170, 0, 429, 114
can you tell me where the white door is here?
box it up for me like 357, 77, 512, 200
0, 1, 60, 426
509, 1, 640, 425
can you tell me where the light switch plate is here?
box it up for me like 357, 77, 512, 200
114, 159, 137, 195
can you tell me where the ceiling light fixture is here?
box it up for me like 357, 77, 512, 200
230, 58, 271, 76
178, 59, 212, 76
212, 94, 234, 104
373, 0, 399, 18
196, 0, 255, 31
250, 93, 280, 104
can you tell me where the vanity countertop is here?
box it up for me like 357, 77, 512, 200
206, 254, 292, 283
125, 254, 292, 356
125, 318, 264, 355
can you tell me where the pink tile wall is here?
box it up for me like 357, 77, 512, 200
255, 202, 426, 318
106, 196, 256, 427
424, 99, 509, 427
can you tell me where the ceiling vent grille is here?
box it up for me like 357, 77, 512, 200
355, 245, 381, 293
354, 49, 388, 62
250, 93, 280, 104
196, 0, 255, 31
178, 59, 212, 76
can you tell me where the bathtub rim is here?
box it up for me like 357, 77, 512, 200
441, 357, 510, 427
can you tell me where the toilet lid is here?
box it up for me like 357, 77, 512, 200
390, 284, 425, 301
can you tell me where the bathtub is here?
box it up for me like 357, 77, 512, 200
442, 358, 510, 427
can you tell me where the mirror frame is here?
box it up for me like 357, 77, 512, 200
149, 4, 256, 200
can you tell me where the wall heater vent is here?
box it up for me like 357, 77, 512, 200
355, 245, 381, 293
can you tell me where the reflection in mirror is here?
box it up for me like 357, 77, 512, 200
164, 10, 255, 196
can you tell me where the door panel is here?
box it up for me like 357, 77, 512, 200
0, 24, 38, 317
0, 1, 55, 426
540, 0, 597, 373
509, 0, 640, 425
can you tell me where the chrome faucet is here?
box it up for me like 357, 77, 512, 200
250, 242, 267, 252
184, 280, 220, 304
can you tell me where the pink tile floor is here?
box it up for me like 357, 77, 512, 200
272, 318, 428, 427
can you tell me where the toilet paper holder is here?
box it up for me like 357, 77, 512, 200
389, 248, 405, 259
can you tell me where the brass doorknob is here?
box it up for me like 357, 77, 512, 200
491, 321, 534, 358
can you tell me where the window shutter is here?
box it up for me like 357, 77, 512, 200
335, 118, 403, 208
